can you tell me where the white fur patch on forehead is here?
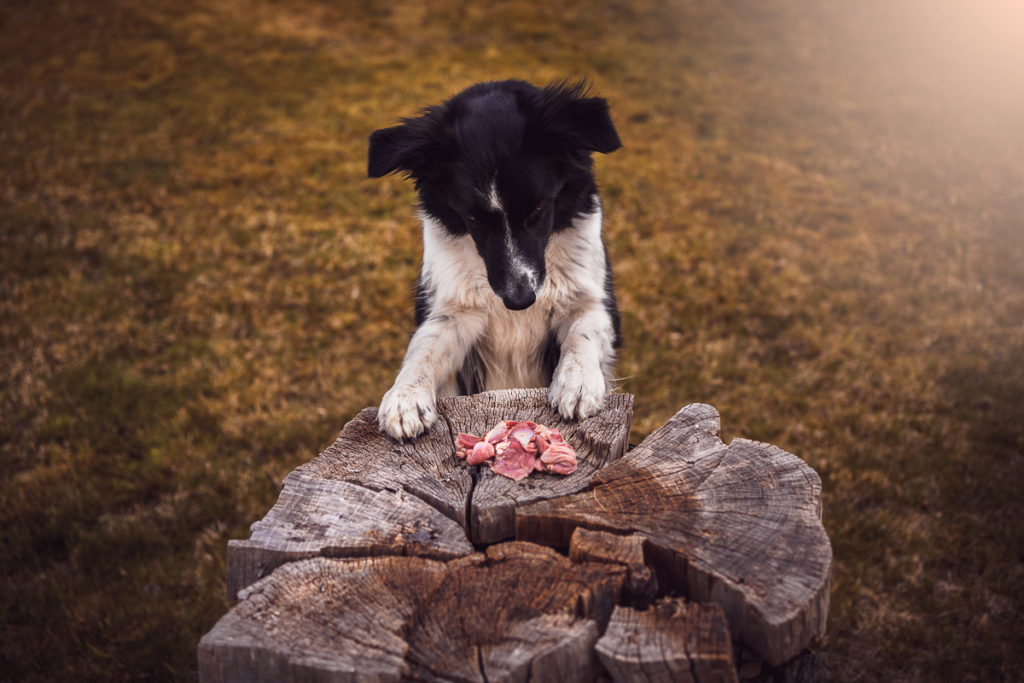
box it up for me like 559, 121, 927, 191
487, 181, 502, 212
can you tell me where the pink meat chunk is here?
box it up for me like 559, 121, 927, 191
483, 420, 517, 444
539, 441, 578, 475
454, 419, 579, 481
534, 423, 563, 443
509, 422, 540, 455
467, 440, 495, 465
455, 432, 482, 460
490, 439, 536, 481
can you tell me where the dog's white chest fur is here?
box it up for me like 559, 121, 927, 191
419, 209, 608, 395
476, 296, 554, 390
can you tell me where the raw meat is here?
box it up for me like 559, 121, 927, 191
468, 441, 495, 465
490, 439, 535, 481
539, 441, 577, 475
455, 433, 482, 460
455, 420, 578, 481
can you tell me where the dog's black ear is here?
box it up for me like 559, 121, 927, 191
539, 81, 622, 155
368, 125, 413, 178
368, 109, 453, 178
562, 95, 621, 154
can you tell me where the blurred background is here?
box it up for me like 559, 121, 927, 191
2, 0, 1022, 680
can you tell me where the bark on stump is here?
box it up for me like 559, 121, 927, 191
203, 390, 832, 681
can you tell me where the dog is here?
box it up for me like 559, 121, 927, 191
367, 79, 621, 441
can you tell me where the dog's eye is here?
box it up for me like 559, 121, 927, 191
529, 202, 547, 220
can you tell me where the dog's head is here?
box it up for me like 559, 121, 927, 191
368, 80, 620, 310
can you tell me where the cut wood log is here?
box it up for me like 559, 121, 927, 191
198, 555, 448, 682
568, 527, 657, 606
440, 389, 634, 544
404, 541, 625, 681
287, 389, 632, 547
595, 598, 737, 683
517, 403, 832, 666
201, 395, 832, 680
292, 406, 473, 529
225, 472, 473, 600
199, 542, 628, 683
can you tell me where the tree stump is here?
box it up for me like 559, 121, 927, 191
202, 390, 832, 681
201, 543, 627, 683
595, 598, 737, 683
517, 403, 832, 666
568, 528, 657, 607
225, 473, 473, 601
225, 389, 634, 599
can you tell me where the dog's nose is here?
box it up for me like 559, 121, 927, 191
501, 284, 536, 310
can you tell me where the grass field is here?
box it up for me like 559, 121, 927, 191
2, 0, 1022, 680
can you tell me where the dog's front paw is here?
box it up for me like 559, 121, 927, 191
378, 382, 437, 441
549, 357, 607, 421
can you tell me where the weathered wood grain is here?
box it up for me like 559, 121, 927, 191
198, 555, 448, 682
224, 390, 633, 600
440, 388, 634, 544
294, 406, 473, 528
225, 471, 473, 600
568, 527, 657, 606
405, 541, 625, 682
517, 403, 832, 666
200, 542, 627, 683
595, 598, 737, 683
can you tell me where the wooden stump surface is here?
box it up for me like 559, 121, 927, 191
595, 598, 737, 683
200, 555, 448, 682
226, 389, 633, 599
517, 403, 832, 666
225, 473, 473, 600
206, 391, 832, 681
568, 528, 657, 607
290, 405, 473, 529
440, 389, 633, 543
202, 542, 626, 683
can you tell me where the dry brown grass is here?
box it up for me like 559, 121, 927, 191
2, 0, 1022, 680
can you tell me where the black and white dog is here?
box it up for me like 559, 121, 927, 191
368, 79, 621, 440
